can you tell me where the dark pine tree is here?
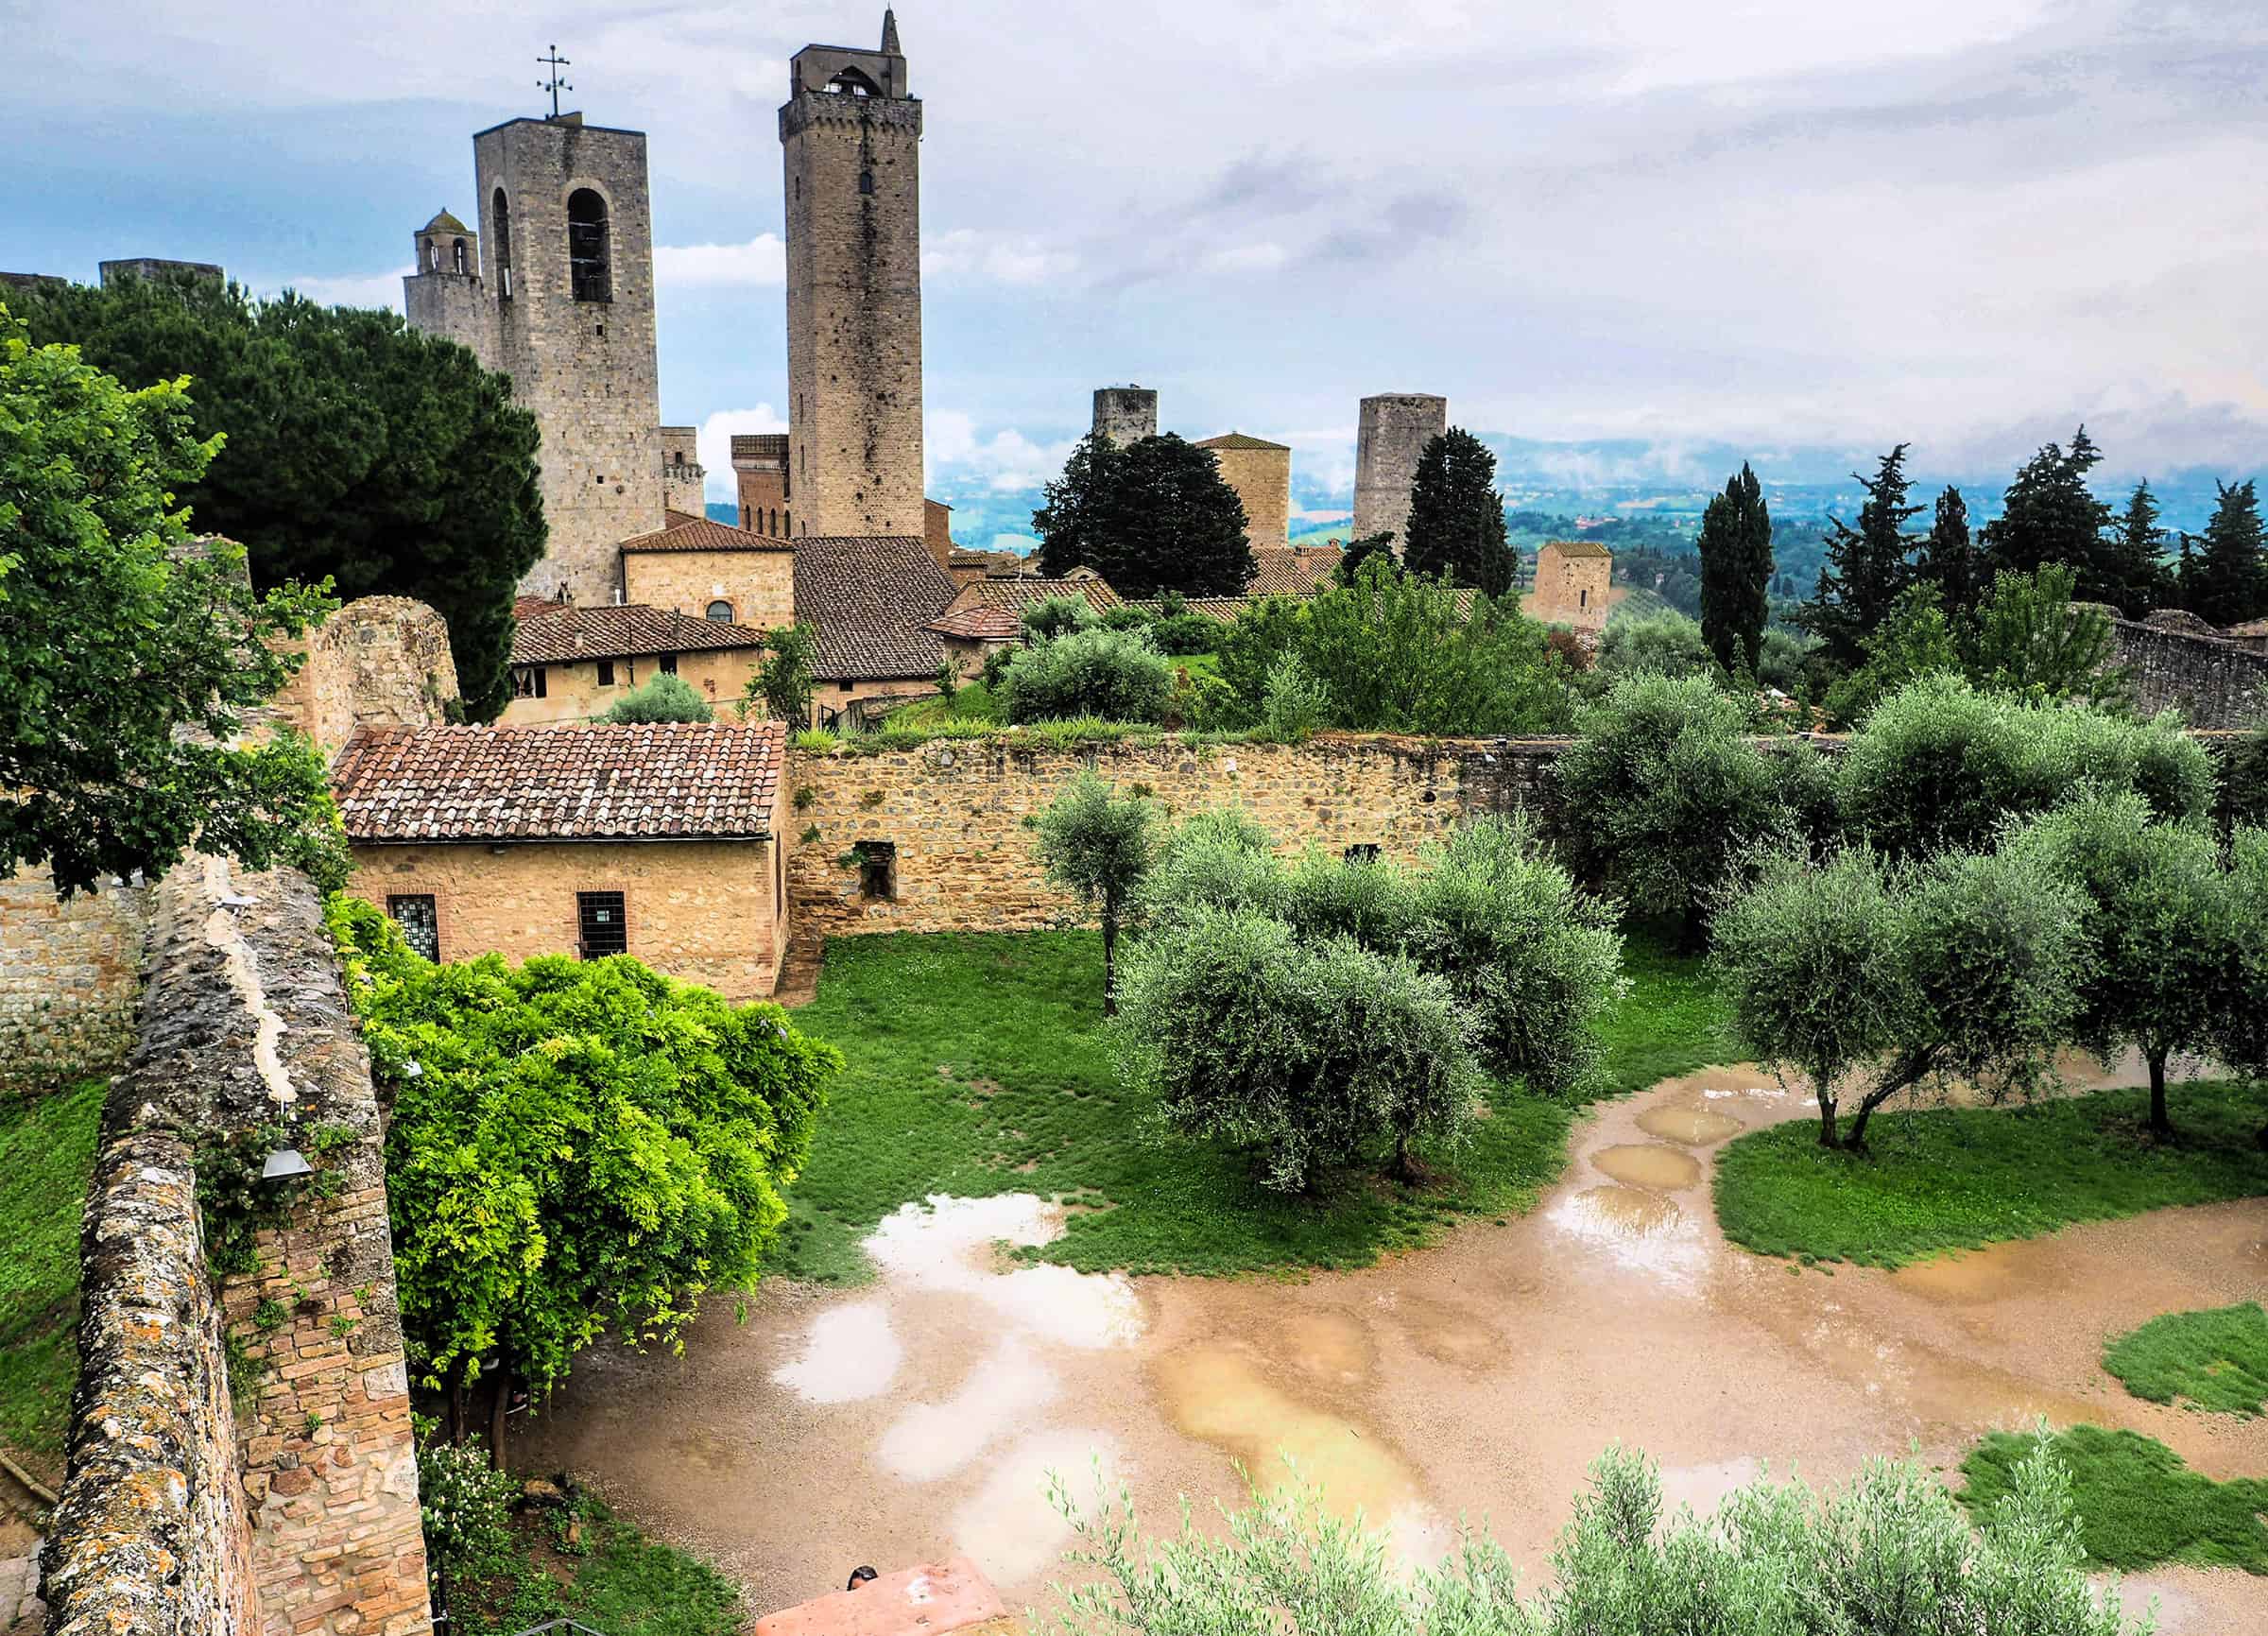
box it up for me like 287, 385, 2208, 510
2183, 479, 2268, 628
1980, 425, 2119, 602
1089, 433, 1256, 598
1335, 532, 1399, 584
1696, 462, 1774, 674
1402, 429, 1516, 596
1033, 432, 1125, 578
1797, 444, 1922, 670
1917, 486, 1980, 616
2102, 480, 2170, 616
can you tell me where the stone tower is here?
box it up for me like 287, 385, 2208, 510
406, 113, 666, 603
1091, 386, 1158, 446
404, 211, 496, 370
781, 9, 926, 539
1352, 393, 1448, 545
660, 425, 705, 515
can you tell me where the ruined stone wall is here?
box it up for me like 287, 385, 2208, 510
42, 861, 429, 1636
271, 596, 463, 761
784, 734, 1563, 939
2112, 616, 2268, 729
0, 870, 150, 1092
1351, 393, 1446, 544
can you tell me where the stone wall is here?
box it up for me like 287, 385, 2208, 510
1351, 393, 1446, 545
784, 734, 1563, 940
0, 870, 149, 1093
624, 543, 797, 632
42, 861, 429, 1636
2112, 616, 2268, 729
1205, 441, 1293, 544
271, 596, 462, 760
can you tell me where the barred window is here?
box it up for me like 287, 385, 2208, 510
387, 895, 439, 961
576, 891, 627, 959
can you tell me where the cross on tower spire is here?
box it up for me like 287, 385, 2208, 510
538, 44, 573, 120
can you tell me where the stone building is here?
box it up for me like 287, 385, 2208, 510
1528, 539, 1614, 629
503, 596, 776, 725
796, 532, 960, 721
782, 10, 927, 539
662, 424, 706, 515
622, 509, 799, 630
1196, 431, 1292, 544
1352, 392, 1448, 544
1092, 385, 1159, 446
405, 112, 667, 603
733, 432, 794, 539
334, 721, 791, 1000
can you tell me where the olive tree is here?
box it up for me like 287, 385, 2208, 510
2005, 792, 2242, 1136
2210, 828, 2268, 1150
1713, 846, 2089, 1148
997, 626, 1175, 724
1032, 769, 1156, 1014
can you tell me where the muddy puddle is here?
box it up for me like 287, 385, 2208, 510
1637, 1103, 1745, 1145
1592, 1143, 1704, 1191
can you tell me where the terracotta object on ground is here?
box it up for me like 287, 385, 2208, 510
751, 1556, 1008, 1636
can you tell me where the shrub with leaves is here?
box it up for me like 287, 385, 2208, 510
1022, 594, 1099, 641
1593, 611, 1713, 680
744, 621, 818, 728
1260, 652, 1331, 742
997, 625, 1175, 724
327, 898, 840, 1448
599, 672, 713, 724
417, 1436, 518, 1610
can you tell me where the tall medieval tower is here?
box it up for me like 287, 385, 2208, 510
406, 114, 665, 602
780, 10, 926, 540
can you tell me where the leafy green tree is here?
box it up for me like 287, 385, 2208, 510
1037, 433, 1254, 597
1593, 611, 1712, 680
1714, 846, 2089, 1148
1798, 445, 1921, 670
2004, 791, 2241, 1136
0, 302, 339, 896
1032, 433, 1126, 579
997, 626, 1175, 723
1032, 770, 1156, 1014
598, 673, 713, 724
1917, 486, 1981, 614
329, 899, 839, 1455
1260, 653, 1330, 743
1403, 429, 1515, 595
2208, 827, 2268, 1149
1334, 531, 1398, 582
1821, 583, 1964, 729
14, 276, 544, 719
1981, 425, 2119, 601
1696, 463, 1773, 674
1968, 562, 2124, 706
744, 621, 817, 727
2181, 478, 2267, 628
2221, 723, 2268, 835
2107, 480, 2170, 615
1022, 594, 1098, 640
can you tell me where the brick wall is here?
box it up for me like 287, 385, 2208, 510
2112, 616, 2268, 729
0, 870, 149, 1093
343, 836, 787, 1001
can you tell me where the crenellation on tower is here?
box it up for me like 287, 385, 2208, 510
1353, 392, 1448, 546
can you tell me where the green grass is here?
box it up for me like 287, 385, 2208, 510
2104, 1303, 2268, 1417
1960, 1426, 2268, 1574
0, 1079, 106, 1458
775, 929, 1732, 1282
1713, 1082, 2268, 1267
455, 1495, 742, 1636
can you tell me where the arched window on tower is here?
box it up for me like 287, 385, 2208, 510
426, 242, 439, 271
452, 238, 469, 275
825, 67, 878, 96
567, 189, 610, 302
493, 188, 514, 299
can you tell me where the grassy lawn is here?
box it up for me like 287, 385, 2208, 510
1712, 1082, 2268, 1268
0, 1079, 106, 1461
2104, 1303, 2268, 1417
452, 1494, 742, 1636
1960, 1426, 2268, 1574
775, 928, 1732, 1282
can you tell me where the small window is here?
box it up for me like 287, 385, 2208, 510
387, 895, 439, 960
856, 842, 897, 900
1344, 844, 1383, 865
567, 187, 611, 302
492, 188, 513, 300
859, 169, 874, 196
426, 242, 439, 271
659, 653, 679, 675
838, 680, 854, 693
1578, 587, 1588, 610
452, 237, 468, 275
707, 600, 733, 622
576, 891, 627, 959
512, 664, 547, 699
596, 659, 616, 687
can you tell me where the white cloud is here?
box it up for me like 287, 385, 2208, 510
926, 409, 1074, 491
694, 405, 788, 500
921, 229, 1077, 287
655, 233, 785, 288
1205, 242, 1288, 275
277, 267, 411, 313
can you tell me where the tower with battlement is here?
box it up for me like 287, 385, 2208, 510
405, 112, 666, 603
781, 9, 925, 540
1353, 393, 1448, 545
1092, 386, 1158, 446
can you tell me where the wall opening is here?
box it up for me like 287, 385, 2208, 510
595, 660, 616, 687
856, 841, 897, 901
452, 237, 469, 275
387, 894, 439, 959
512, 664, 547, 699
492, 187, 513, 299
566, 187, 610, 302
576, 890, 627, 958
706, 600, 733, 622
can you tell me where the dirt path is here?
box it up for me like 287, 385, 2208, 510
513, 1066, 2268, 1631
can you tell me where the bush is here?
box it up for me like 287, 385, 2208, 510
418, 1437, 519, 1611
1838, 675, 2212, 857
1260, 652, 1331, 742
1149, 611, 1221, 656
2222, 721, 2268, 832
1594, 611, 1711, 680
997, 626, 1175, 724
1022, 594, 1098, 641
1553, 673, 1796, 941
1112, 905, 1485, 1190
1041, 1438, 2141, 1636
598, 673, 713, 724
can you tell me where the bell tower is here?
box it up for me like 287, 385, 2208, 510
780, 9, 926, 540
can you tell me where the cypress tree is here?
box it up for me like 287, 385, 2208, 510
1403, 429, 1516, 596
1697, 463, 1774, 674
1917, 486, 1979, 615
1094, 434, 1255, 598
1798, 444, 1921, 670
2184, 479, 2268, 628
2104, 480, 2170, 615
1981, 425, 2119, 601
1033, 432, 1125, 578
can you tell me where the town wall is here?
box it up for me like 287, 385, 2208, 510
342, 837, 786, 1001
271, 596, 463, 760
0, 870, 149, 1092
2112, 616, 2268, 730
625, 545, 798, 631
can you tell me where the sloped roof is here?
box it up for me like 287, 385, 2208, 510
511, 602, 771, 664
619, 509, 792, 555
924, 604, 1023, 641
422, 209, 471, 234
1196, 431, 1291, 452
949, 573, 1125, 616
1247, 544, 1342, 596
793, 535, 958, 680
1541, 538, 1613, 560
334, 722, 784, 844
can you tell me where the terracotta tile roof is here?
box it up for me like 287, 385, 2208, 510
950, 573, 1125, 616
514, 594, 567, 619
924, 604, 1023, 641
511, 602, 772, 664
334, 722, 785, 843
793, 535, 959, 680
1195, 431, 1292, 452
1246, 544, 1342, 596
1143, 595, 1258, 622
619, 509, 793, 555
1542, 538, 1613, 560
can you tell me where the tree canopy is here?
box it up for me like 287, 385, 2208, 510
1696, 463, 1773, 674
2181, 478, 2266, 628
1980, 425, 2123, 607
1032, 432, 1254, 597
1402, 429, 1515, 595
13, 274, 545, 719
0, 301, 340, 895
1033, 770, 1156, 1013
1797, 444, 1919, 670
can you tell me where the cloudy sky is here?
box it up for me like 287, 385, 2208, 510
9, 0, 2266, 513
